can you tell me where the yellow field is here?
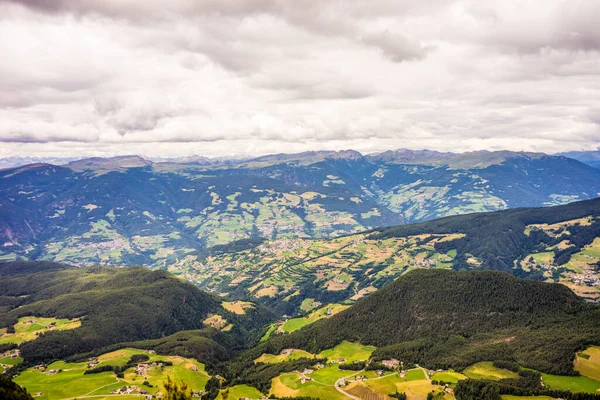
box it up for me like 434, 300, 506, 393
575, 346, 600, 381
349, 376, 452, 400
463, 362, 519, 380
222, 300, 254, 314
318, 341, 376, 363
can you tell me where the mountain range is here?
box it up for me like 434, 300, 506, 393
1, 149, 599, 268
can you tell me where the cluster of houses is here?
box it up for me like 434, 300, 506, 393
111, 385, 150, 396
381, 358, 399, 369
191, 389, 206, 398
412, 258, 436, 268
570, 272, 600, 286
258, 238, 301, 255
135, 362, 165, 376
0, 351, 21, 374
1, 349, 20, 358
31, 363, 61, 376
238, 396, 270, 400
46, 369, 61, 375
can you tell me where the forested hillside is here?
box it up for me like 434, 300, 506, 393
252, 269, 600, 375
0, 262, 274, 364
1, 150, 599, 267
168, 198, 600, 315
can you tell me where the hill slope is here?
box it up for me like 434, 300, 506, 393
0, 262, 274, 364
168, 198, 600, 315
1, 150, 599, 266
254, 269, 600, 375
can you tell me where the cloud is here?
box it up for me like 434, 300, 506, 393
360, 30, 429, 62
0, 0, 599, 158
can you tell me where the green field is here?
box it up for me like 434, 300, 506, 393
310, 365, 352, 385
0, 355, 23, 373
431, 370, 468, 383
317, 341, 376, 363
501, 396, 556, 400
254, 349, 314, 364
217, 384, 263, 399
463, 362, 519, 381
260, 324, 277, 342
281, 303, 350, 333
0, 316, 81, 345
348, 369, 447, 400
541, 371, 600, 393
270, 371, 347, 399
14, 348, 210, 400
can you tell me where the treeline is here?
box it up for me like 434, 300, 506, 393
455, 369, 600, 400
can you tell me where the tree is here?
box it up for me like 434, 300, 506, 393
163, 376, 190, 400
0, 375, 34, 400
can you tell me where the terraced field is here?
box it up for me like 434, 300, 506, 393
169, 232, 462, 313
166, 211, 600, 315
522, 216, 600, 302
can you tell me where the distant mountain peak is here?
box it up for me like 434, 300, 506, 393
66, 155, 152, 173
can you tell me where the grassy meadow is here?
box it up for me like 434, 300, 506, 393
0, 316, 81, 345
14, 348, 209, 400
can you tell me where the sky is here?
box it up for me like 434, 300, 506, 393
0, 0, 599, 158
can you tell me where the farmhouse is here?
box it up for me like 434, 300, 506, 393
136, 363, 150, 375
302, 368, 314, 375
280, 348, 293, 356
300, 376, 312, 384
190, 365, 199, 371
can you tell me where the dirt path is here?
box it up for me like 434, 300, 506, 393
332, 369, 365, 400
416, 365, 431, 381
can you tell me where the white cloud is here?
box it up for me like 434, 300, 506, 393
0, 0, 599, 158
